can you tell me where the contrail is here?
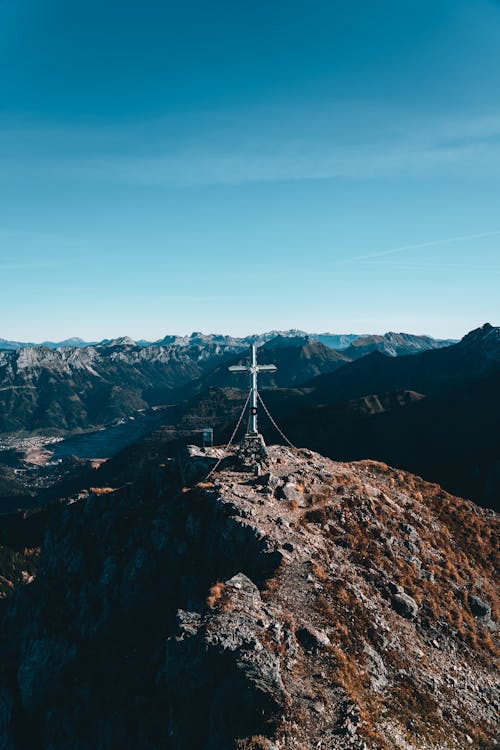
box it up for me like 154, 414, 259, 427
344, 230, 500, 264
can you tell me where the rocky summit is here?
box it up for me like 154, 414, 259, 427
0, 445, 497, 749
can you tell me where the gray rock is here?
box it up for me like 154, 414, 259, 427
400, 522, 418, 541
391, 592, 419, 619
296, 624, 331, 652
468, 593, 490, 619
225, 572, 260, 599
178, 445, 221, 484
387, 581, 404, 596
364, 643, 388, 692
259, 471, 282, 489
313, 700, 325, 714
176, 609, 201, 637
279, 482, 306, 507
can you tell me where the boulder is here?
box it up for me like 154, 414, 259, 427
391, 592, 419, 619
279, 482, 306, 507
259, 471, 282, 490
468, 593, 490, 619
295, 624, 331, 652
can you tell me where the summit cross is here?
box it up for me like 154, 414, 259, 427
228, 344, 277, 435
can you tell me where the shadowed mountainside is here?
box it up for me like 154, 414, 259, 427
178, 337, 351, 398
0, 445, 497, 749
308, 324, 500, 404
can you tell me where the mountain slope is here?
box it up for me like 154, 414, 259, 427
309, 323, 500, 404
342, 331, 457, 359
0, 337, 96, 350
179, 337, 351, 398
282, 372, 500, 509
0, 445, 497, 749
0, 340, 244, 434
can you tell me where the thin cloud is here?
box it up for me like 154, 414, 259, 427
2, 107, 500, 187
61, 139, 500, 187
0, 258, 89, 270
357, 262, 500, 274
343, 230, 500, 265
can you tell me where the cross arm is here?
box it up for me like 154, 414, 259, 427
257, 365, 277, 372
228, 365, 249, 373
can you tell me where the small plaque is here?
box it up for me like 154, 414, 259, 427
202, 428, 213, 448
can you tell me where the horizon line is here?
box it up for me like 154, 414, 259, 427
3, 324, 495, 347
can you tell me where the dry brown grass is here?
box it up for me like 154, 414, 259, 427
261, 558, 286, 600
298, 466, 499, 745
234, 735, 270, 749
326, 645, 391, 748
311, 561, 328, 581
281, 610, 296, 631
288, 497, 299, 511
312, 467, 499, 664
206, 581, 226, 608
248, 461, 496, 747
22, 547, 40, 558
196, 481, 214, 490
300, 507, 328, 526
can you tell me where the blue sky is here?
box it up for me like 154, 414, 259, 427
1, 0, 499, 341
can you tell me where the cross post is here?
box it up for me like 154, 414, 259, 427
228, 344, 277, 435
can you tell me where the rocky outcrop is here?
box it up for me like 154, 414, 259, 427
0, 445, 497, 749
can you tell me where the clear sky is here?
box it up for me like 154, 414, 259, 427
1, 0, 499, 341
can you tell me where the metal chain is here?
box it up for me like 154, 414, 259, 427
205, 389, 252, 479
257, 391, 295, 449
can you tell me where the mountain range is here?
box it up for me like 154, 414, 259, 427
0, 324, 497, 510
0, 331, 456, 435
102, 323, 497, 509
280, 324, 500, 508
0, 329, 455, 353
0, 338, 240, 433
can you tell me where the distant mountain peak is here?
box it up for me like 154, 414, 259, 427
104, 336, 137, 347
458, 323, 500, 358
460, 322, 499, 342
462, 322, 498, 340
47, 337, 90, 348
341, 331, 457, 360
262, 334, 313, 348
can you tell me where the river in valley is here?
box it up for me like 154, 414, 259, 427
49, 409, 169, 461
